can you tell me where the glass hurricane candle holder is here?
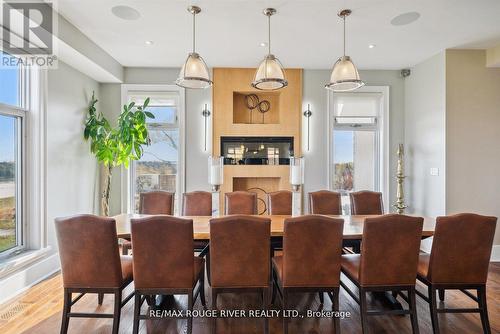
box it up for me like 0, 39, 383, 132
208, 156, 224, 191
290, 156, 304, 192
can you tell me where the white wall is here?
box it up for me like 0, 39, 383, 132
46, 62, 100, 248
404, 52, 447, 217
302, 69, 405, 213
445, 50, 500, 245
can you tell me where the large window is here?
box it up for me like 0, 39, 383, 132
125, 87, 184, 214
330, 90, 388, 214
0, 53, 24, 256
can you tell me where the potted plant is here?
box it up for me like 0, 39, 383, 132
84, 92, 154, 216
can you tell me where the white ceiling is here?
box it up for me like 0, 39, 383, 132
57, 0, 500, 70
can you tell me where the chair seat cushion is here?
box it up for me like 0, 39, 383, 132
417, 253, 430, 280
194, 256, 205, 284
272, 256, 283, 281
120, 256, 134, 283
340, 254, 360, 283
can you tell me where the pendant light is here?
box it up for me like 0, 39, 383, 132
251, 8, 288, 90
325, 9, 364, 92
176, 6, 213, 89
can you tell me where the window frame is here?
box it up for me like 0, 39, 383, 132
0, 65, 28, 258
327, 86, 390, 212
121, 84, 186, 215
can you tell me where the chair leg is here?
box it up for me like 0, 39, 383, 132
283, 290, 289, 334
438, 289, 445, 302
319, 292, 324, 305
212, 289, 218, 310
112, 290, 122, 334
187, 292, 193, 334
408, 287, 420, 334
478, 286, 491, 334
359, 288, 369, 334
199, 267, 207, 308
206, 252, 211, 285
262, 288, 269, 334
133, 292, 141, 334
60, 289, 71, 334
332, 288, 340, 334
271, 270, 277, 304
98, 293, 104, 305
428, 286, 440, 334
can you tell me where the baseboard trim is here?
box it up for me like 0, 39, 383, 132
491, 245, 500, 262
0, 253, 60, 305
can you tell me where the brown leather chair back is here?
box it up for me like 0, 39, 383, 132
131, 216, 194, 289
267, 190, 292, 215
224, 191, 257, 215
55, 215, 123, 288
139, 191, 174, 215
282, 215, 344, 287
308, 190, 342, 215
350, 191, 384, 215
209, 215, 270, 288
360, 214, 423, 286
428, 213, 497, 284
182, 191, 212, 216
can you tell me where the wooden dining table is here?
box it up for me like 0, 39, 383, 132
114, 213, 436, 240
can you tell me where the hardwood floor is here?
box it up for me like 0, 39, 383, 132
0, 263, 499, 334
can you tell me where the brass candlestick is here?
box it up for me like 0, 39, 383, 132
393, 143, 408, 214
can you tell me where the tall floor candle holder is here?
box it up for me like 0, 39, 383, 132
393, 144, 408, 214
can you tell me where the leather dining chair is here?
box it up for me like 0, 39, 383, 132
122, 190, 175, 255
308, 190, 342, 215
139, 190, 175, 214
349, 191, 384, 215
340, 214, 423, 334
267, 190, 292, 215
224, 191, 258, 215
209, 215, 271, 333
416, 213, 497, 334
182, 191, 212, 216
131, 216, 205, 334
55, 215, 134, 334
272, 215, 344, 334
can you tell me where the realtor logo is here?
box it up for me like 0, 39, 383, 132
2, 1, 53, 55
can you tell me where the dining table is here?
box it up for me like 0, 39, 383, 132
114, 213, 436, 240
113, 213, 436, 310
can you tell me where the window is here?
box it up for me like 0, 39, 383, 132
0, 52, 25, 256
125, 87, 185, 214
330, 90, 388, 214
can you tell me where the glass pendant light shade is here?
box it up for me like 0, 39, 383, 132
176, 52, 212, 89
252, 54, 288, 90
326, 9, 364, 92
252, 8, 288, 91
325, 56, 364, 91
176, 6, 212, 89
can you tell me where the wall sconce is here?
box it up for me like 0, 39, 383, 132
202, 103, 211, 151
303, 104, 313, 151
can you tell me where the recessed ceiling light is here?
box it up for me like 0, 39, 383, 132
390, 12, 420, 26
145, 40, 154, 45
259, 42, 268, 47
111, 5, 141, 20
368, 44, 376, 49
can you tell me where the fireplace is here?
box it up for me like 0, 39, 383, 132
220, 136, 294, 165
